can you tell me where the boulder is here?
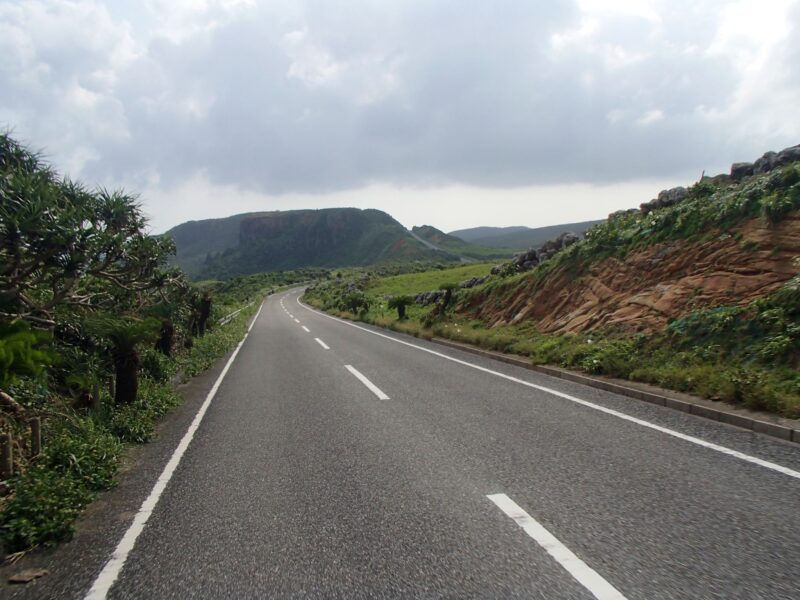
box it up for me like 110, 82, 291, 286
730, 162, 754, 181
657, 186, 688, 207
754, 151, 778, 174
415, 290, 444, 305
640, 186, 688, 214
460, 276, 488, 289
490, 264, 503, 275
557, 231, 580, 249
513, 248, 538, 269
776, 144, 800, 166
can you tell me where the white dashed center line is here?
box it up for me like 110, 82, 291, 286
344, 365, 390, 400
315, 338, 330, 350
487, 494, 627, 600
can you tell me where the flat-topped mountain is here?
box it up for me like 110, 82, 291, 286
167, 208, 455, 279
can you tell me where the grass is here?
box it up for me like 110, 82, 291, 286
365, 263, 495, 297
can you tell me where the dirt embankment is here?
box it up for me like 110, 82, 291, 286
463, 213, 800, 334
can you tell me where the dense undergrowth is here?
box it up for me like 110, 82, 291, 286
304, 164, 800, 419
0, 280, 264, 554
0, 134, 291, 554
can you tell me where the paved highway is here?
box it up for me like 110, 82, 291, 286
10, 289, 800, 598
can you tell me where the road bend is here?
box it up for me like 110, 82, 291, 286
83, 289, 800, 598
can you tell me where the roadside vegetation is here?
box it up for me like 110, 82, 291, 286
305, 165, 800, 419
0, 134, 306, 555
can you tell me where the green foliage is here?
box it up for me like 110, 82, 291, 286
0, 469, 93, 550
365, 263, 494, 297
339, 291, 370, 315
0, 134, 274, 553
0, 321, 51, 388
140, 347, 176, 383
387, 295, 413, 319
105, 377, 182, 443
41, 417, 122, 492
85, 315, 160, 354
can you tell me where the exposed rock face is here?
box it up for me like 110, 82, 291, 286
508, 231, 580, 273
461, 213, 800, 334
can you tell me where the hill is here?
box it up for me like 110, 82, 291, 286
450, 220, 603, 249
166, 208, 458, 279
411, 225, 515, 260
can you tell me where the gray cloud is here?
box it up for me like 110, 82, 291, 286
2, 0, 799, 199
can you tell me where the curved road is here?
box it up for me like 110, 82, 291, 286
8, 290, 800, 598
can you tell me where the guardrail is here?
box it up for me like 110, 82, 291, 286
217, 302, 254, 326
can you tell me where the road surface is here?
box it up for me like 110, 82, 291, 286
9, 289, 800, 598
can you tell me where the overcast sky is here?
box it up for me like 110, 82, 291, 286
2, 0, 799, 233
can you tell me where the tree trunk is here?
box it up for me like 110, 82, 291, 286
155, 319, 174, 356
114, 350, 139, 405
198, 297, 212, 336
398, 304, 406, 319
443, 288, 452, 307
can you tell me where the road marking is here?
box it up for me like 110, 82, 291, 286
302, 326, 310, 333
315, 337, 330, 350
294, 318, 300, 323
488, 494, 627, 600
345, 365, 390, 400
85, 302, 265, 600
289, 314, 294, 319
297, 297, 800, 481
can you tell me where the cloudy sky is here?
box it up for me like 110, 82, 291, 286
2, 0, 799, 233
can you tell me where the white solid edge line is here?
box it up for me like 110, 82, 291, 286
301, 326, 310, 333
84, 301, 266, 600
297, 296, 800, 481
315, 337, 331, 350
345, 365, 390, 400
488, 494, 627, 600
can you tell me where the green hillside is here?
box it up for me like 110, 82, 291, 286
166, 208, 454, 279
450, 220, 603, 249
411, 225, 515, 260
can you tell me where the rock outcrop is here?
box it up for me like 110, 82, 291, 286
506, 231, 580, 274
415, 290, 445, 305
731, 144, 800, 181
640, 187, 688, 215
461, 214, 800, 334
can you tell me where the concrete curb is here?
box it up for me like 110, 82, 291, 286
427, 337, 800, 445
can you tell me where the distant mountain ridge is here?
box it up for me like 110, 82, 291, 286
166, 208, 594, 279
450, 220, 604, 249
167, 208, 459, 279
411, 225, 515, 260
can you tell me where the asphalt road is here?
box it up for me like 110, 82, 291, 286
8, 289, 800, 598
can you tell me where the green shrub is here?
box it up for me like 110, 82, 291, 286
760, 190, 797, 223
140, 347, 176, 383
0, 469, 93, 551
42, 417, 122, 491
